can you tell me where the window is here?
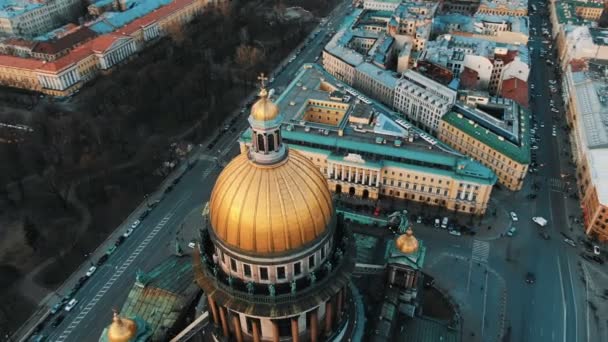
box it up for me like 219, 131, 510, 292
294, 262, 301, 276
309, 254, 315, 268
243, 264, 252, 277
321, 245, 326, 260
260, 267, 269, 280
230, 258, 237, 272
277, 266, 286, 279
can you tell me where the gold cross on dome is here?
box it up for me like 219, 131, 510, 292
258, 73, 268, 89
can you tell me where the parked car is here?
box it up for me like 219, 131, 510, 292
564, 238, 576, 247
131, 220, 141, 229
115, 235, 126, 246
52, 315, 65, 327
64, 299, 78, 312
123, 228, 133, 238
510, 212, 518, 221
539, 231, 550, 240
148, 200, 160, 209
449, 230, 461, 236
50, 302, 64, 315
85, 266, 97, 277
188, 241, 196, 249
434, 218, 440, 228
594, 245, 601, 256
441, 217, 448, 229
96, 254, 109, 266
507, 227, 517, 237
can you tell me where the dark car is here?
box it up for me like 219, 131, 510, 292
52, 315, 65, 328
206, 143, 215, 150
164, 184, 174, 194
525, 272, 536, 284
33, 322, 45, 334
147, 200, 160, 209
591, 255, 604, 264
96, 254, 109, 266
139, 210, 150, 221
540, 231, 550, 240
527, 194, 537, 200
115, 235, 126, 246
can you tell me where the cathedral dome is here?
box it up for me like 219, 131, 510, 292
209, 150, 333, 255
396, 228, 419, 254
107, 312, 137, 342
250, 88, 279, 122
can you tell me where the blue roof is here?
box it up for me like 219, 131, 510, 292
89, 0, 172, 34
0, 1, 42, 19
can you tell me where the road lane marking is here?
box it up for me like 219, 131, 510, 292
481, 266, 489, 339
565, 258, 578, 342
54, 197, 186, 342
556, 258, 567, 342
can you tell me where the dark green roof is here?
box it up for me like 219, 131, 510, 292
442, 108, 530, 164
120, 255, 198, 341
401, 317, 460, 342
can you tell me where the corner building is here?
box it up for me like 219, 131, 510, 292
194, 82, 355, 341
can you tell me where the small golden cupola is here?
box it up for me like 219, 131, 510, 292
396, 228, 419, 254
250, 73, 279, 122
107, 311, 137, 342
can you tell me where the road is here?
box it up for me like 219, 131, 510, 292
25, 1, 353, 341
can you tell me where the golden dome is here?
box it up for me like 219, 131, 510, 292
209, 150, 333, 254
107, 311, 137, 342
396, 228, 419, 254
250, 88, 280, 122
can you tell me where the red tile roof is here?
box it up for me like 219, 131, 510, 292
32, 27, 97, 56
500, 77, 528, 108
90, 34, 124, 53
570, 59, 588, 72
0, 54, 44, 70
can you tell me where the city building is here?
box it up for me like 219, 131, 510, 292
441, 0, 480, 15
118, 255, 198, 340
393, 69, 457, 133
0, 0, 214, 96
476, 0, 527, 17
549, 1, 603, 41
240, 65, 496, 215
557, 25, 608, 71
323, 3, 436, 106
0, 0, 82, 37
419, 34, 529, 107
562, 60, 608, 242
433, 13, 529, 45
362, 0, 403, 11
193, 77, 357, 341
438, 96, 530, 190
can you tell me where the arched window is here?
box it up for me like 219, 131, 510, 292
257, 134, 265, 153
268, 134, 275, 152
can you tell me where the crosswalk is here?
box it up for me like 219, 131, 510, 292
472, 240, 490, 263
548, 177, 568, 192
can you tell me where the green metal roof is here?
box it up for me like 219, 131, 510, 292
241, 129, 496, 184
120, 255, 197, 341
400, 317, 460, 342
442, 108, 530, 164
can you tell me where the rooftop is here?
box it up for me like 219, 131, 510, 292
434, 13, 529, 37
247, 64, 496, 184
120, 255, 197, 340
402, 316, 459, 342
479, 0, 528, 11
0, 0, 42, 19
88, 0, 174, 34
555, 1, 597, 26
443, 100, 530, 164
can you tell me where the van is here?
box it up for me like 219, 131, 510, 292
441, 217, 448, 229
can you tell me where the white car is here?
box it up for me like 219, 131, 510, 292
510, 212, 519, 221
131, 220, 141, 229
449, 230, 461, 236
552, 130, 557, 137
564, 238, 576, 247
531, 146, 539, 150
85, 266, 97, 277
123, 228, 133, 238
532, 217, 548, 227
594, 245, 600, 256
64, 299, 78, 312
188, 241, 196, 249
